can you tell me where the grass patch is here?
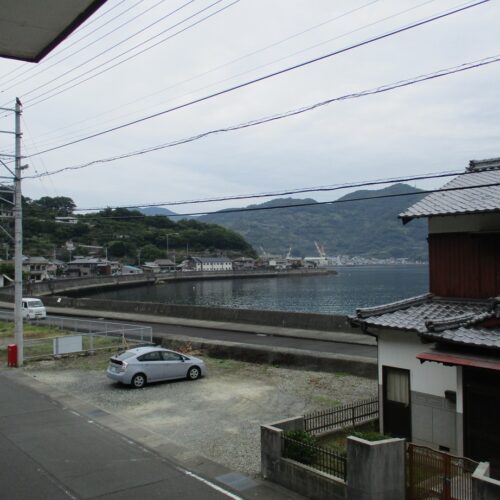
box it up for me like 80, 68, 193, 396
317, 421, 379, 452
311, 395, 342, 406
0, 321, 69, 340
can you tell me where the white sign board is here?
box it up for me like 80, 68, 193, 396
53, 335, 83, 355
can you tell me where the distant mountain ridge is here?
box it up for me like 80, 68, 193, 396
196, 183, 428, 259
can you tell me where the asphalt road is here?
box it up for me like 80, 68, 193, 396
0, 372, 236, 500
148, 321, 377, 358
38, 312, 377, 359
0, 308, 377, 359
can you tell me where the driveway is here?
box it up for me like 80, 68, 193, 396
24, 354, 376, 477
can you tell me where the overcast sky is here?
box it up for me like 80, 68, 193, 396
0, 0, 499, 215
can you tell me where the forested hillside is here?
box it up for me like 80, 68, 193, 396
199, 184, 428, 260
19, 197, 255, 261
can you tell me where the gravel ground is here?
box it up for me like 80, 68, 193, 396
22, 353, 376, 477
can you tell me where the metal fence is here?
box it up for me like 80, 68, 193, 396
407, 444, 478, 500
0, 311, 153, 360
304, 397, 379, 434
282, 435, 347, 480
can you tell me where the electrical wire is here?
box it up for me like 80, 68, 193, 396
18, 0, 232, 107
50, 182, 500, 220
20, 0, 385, 151
75, 170, 466, 212
23, 0, 491, 158
0, 0, 158, 91
23, 54, 500, 179
0, 0, 131, 87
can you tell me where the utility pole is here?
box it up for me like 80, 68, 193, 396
14, 98, 24, 367
0, 98, 23, 366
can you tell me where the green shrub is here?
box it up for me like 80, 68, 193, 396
351, 430, 388, 442
284, 430, 318, 465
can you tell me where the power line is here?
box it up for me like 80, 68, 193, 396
75, 170, 467, 212
21, 0, 236, 108
0, 0, 137, 89
24, 54, 500, 179
59, 182, 500, 220
8, 0, 200, 102
19, 0, 385, 151
0, 0, 157, 91
23, 0, 490, 157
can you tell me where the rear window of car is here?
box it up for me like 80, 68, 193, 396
117, 352, 137, 361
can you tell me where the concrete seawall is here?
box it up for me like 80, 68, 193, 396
37, 295, 357, 333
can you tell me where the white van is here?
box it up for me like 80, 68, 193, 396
22, 298, 47, 320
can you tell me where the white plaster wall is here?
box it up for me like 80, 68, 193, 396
378, 330, 457, 397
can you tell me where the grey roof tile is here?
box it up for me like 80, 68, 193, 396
424, 327, 500, 350
354, 295, 498, 334
400, 159, 500, 221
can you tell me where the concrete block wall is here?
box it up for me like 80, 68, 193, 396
346, 436, 406, 500
261, 417, 346, 500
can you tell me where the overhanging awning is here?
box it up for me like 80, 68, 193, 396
0, 0, 107, 62
417, 352, 500, 371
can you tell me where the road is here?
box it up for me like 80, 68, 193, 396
37, 311, 377, 359
0, 307, 377, 359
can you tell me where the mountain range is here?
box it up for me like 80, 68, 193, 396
138, 184, 428, 259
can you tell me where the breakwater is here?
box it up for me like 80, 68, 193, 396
4, 268, 334, 297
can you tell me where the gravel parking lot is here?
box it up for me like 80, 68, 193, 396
23, 352, 376, 477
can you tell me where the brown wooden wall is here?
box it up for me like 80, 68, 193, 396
429, 233, 500, 298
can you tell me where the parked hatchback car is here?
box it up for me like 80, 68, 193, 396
107, 346, 207, 388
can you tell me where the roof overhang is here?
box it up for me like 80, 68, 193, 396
417, 351, 500, 371
0, 0, 108, 62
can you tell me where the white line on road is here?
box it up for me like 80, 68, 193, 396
180, 469, 243, 500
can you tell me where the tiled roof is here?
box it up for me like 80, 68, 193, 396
423, 327, 500, 350
399, 157, 500, 221
353, 295, 498, 334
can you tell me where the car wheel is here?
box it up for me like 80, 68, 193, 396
131, 373, 147, 388
187, 366, 201, 380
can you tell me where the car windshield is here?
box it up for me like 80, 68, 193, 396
28, 300, 43, 307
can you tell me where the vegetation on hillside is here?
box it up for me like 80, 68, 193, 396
18, 196, 256, 262
200, 184, 428, 260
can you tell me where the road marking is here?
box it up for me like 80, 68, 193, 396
180, 469, 243, 499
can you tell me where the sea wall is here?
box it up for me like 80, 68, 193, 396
37, 296, 355, 333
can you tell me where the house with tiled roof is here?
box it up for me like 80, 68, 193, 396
352, 157, 500, 476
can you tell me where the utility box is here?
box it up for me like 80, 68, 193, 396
7, 343, 17, 367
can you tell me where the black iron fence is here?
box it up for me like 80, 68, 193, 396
282, 435, 347, 480
304, 397, 378, 434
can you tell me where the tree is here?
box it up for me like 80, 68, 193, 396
36, 196, 76, 216
140, 244, 164, 262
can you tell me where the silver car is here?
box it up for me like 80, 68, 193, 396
106, 346, 207, 388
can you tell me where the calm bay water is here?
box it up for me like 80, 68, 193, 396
89, 265, 429, 315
